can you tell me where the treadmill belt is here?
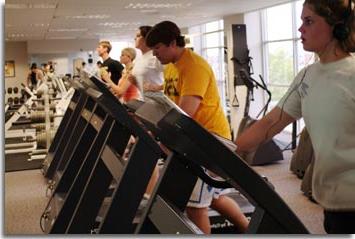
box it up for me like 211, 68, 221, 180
5, 153, 43, 172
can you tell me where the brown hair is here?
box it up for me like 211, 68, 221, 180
139, 26, 153, 39
99, 40, 112, 53
304, 0, 355, 52
145, 21, 186, 48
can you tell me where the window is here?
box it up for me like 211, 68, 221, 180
205, 21, 221, 32
262, 0, 315, 107
266, 41, 294, 102
262, 0, 315, 134
265, 4, 293, 41
205, 32, 223, 48
188, 20, 226, 112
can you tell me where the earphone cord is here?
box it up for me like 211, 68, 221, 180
262, 67, 308, 142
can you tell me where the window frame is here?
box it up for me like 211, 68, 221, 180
188, 20, 227, 112
261, 0, 306, 134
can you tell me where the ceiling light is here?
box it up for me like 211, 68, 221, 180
6, 23, 49, 28
5, 3, 57, 9
47, 36, 77, 40
5, 3, 28, 9
140, 9, 158, 14
97, 33, 118, 37
8, 33, 25, 38
7, 33, 42, 38
30, 23, 50, 27
49, 28, 88, 32
98, 22, 141, 27
125, 3, 191, 9
29, 4, 57, 9
159, 15, 178, 19
65, 15, 110, 19
87, 32, 118, 36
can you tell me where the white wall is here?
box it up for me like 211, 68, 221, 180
28, 39, 133, 76
224, 13, 246, 139
4, 39, 102, 99
30, 52, 100, 76
30, 53, 69, 76
28, 39, 102, 76
5, 41, 29, 91
27, 39, 98, 54
244, 11, 265, 119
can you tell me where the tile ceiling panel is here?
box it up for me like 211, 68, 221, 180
5, 0, 294, 41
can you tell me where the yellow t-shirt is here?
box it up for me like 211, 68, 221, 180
164, 48, 231, 139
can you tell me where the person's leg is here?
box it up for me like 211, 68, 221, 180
145, 165, 159, 196
186, 179, 214, 234
323, 210, 355, 234
123, 136, 136, 160
185, 207, 211, 234
210, 195, 249, 233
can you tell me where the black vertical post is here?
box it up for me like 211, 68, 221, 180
292, 121, 297, 150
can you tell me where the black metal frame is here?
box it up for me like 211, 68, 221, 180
42, 73, 309, 234
42, 81, 91, 180
42, 77, 165, 234
44, 82, 95, 180
128, 98, 309, 234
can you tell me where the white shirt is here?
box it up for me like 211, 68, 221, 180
278, 56, 355, 210
132, 50, 164, 94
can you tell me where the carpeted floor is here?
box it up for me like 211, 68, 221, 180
4, 151, 326, 235
4, 169, 48, 235
252, 151, 325, 234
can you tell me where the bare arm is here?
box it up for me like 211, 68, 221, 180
143, 81, 163, 92
178, 95, 202, 117
235, 107, 295, 154
111, 78, 132, 97
37, 70, 44, 82
127, 74, 137, 84
103, 72, 132, 98
100, 69, 112, 83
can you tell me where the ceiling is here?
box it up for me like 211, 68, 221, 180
5, 0, 293, 42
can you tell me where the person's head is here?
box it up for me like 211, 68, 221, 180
42, 63, 50, 72
134, 26, 153, 50
299, 0, 355, 54
96, 40, 112, 57
30, 63, 37, 70
120, 47, 136, 65
145, 21, 186, 64
48, 62, 54, 72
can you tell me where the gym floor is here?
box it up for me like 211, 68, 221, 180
4, 150, 326, 235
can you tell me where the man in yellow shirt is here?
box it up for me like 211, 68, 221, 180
146, 21, 249, 234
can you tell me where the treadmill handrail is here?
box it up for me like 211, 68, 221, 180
157, 109, 309, 233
